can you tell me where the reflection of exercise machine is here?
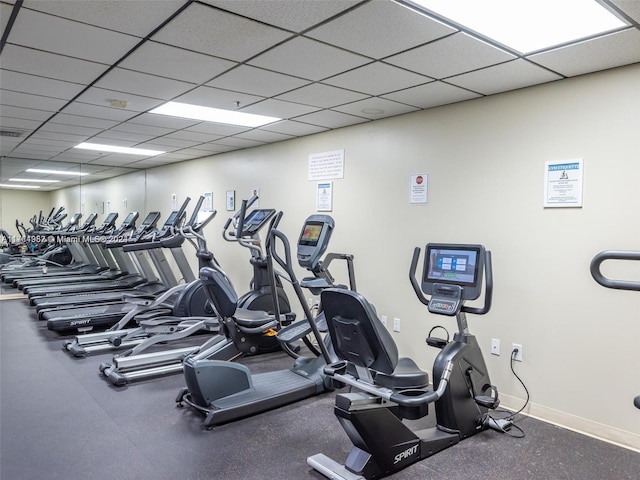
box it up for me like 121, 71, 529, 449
176, 215, 342, 428
308, 243, 501, 480
590, 250, 640, 409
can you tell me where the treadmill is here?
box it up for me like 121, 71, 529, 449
42, 200, 195, 333
24, 212, 158, 299
2, 213, 97, 284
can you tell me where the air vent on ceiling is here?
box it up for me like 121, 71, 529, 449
0, 130, 24, 137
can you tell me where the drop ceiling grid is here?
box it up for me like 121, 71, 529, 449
1, 0, 639, 190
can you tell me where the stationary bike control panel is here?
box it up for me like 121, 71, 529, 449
422, 244, 485, 315
428, 284, 463, 315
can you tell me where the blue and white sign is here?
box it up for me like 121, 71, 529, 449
544, 159, 583, 208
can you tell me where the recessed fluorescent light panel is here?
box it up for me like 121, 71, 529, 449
150, 102, 281, 128
0, 183, 41, 189
405, 0, 627, 53
26, 168, 89, 176
9, 178, 60, 183
74, 143, 165, 156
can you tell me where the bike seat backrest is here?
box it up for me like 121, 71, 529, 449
199, 267, 238, 318
321, 288, 398, 376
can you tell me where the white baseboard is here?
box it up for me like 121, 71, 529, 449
499, 393, 640, 453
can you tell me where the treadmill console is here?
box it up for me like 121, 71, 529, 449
240, 209, 276, 236
422, 244, 484, 316
120, 212, 139, 229
102, 212, 119, 228
297, 215, 334, 270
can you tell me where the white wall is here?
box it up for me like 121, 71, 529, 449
50, 171, 147, 228
48, 64, 640, 449
0, 189, 52, 236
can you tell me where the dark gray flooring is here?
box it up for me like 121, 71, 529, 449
1, 295, 639, 480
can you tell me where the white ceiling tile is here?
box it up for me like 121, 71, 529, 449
95, 68, 194, 99
30, 131, 91, 144
276, 83, 369, 108
211, 137, 265, 149
174, 86, 264, 110
140, 136, 198, 149
185, 123, 250, 137
306, 0, 456, 59
92, 130, 156, 144
385, 33, 515, 79
131, 142, 182, 153
333, 97, 420, 119
229, 129, 294, 143
207, 65, 310, 97
249, 37, 370, 81
49, 113, 120, 130
294, 110, 370, 129
40, 122, 102, 137
323, 62, 432, 96
1, 3, 13, 35
1, 90, 67, 113
25, 0, 186, 37
126, 158, 178, 168
74, 87, 165, 112
0, 70, 84, 100
240, 98, 321, 118
527, 29, 640, 77
11, 8, 139, 64
0, 117, 41, 131
0, 105, 52, 122
165, 148, 213, 158
2, 151, 54, 160
161, 130, 214, 143
604, 1, 640, 23
0, 45, 107, 84
119, 41, 236, 84
128, 113, 199, 130
62, 102, 139, 122
152, 2, 292, 62
381, 81, 481, 109
261, 120, 328, 136
446, 59, 563, 96
201, 0, 361, 32
87, 156, 141, 166
110, 123, 176, 137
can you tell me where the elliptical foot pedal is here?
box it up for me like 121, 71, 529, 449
275, 320, 312, 343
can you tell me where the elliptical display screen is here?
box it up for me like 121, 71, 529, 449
299, 222, 323, 247
242, 209, 275, 235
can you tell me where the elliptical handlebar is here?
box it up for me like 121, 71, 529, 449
267, 228, 332, 363
590, 250, 640, 291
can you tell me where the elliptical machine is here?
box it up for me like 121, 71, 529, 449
308, 243, 501, 480
590, 250, 640, 409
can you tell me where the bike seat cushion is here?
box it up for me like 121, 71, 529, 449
373, 357, 430, 390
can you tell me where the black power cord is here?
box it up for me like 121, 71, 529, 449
482, 346, 529, 438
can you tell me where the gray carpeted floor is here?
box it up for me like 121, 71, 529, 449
1, 295, 639, 480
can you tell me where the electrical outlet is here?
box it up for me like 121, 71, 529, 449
512, 343, 523, 361
380, 315, 388, 327
491, 338, 500, 356
393, 317, 400, 332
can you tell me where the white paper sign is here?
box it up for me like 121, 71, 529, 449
308, 150, 344, 180
544, 159, 583, 207
316, 181, 333, 212
410, 173, 428, 205
203, 191, 213, 212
